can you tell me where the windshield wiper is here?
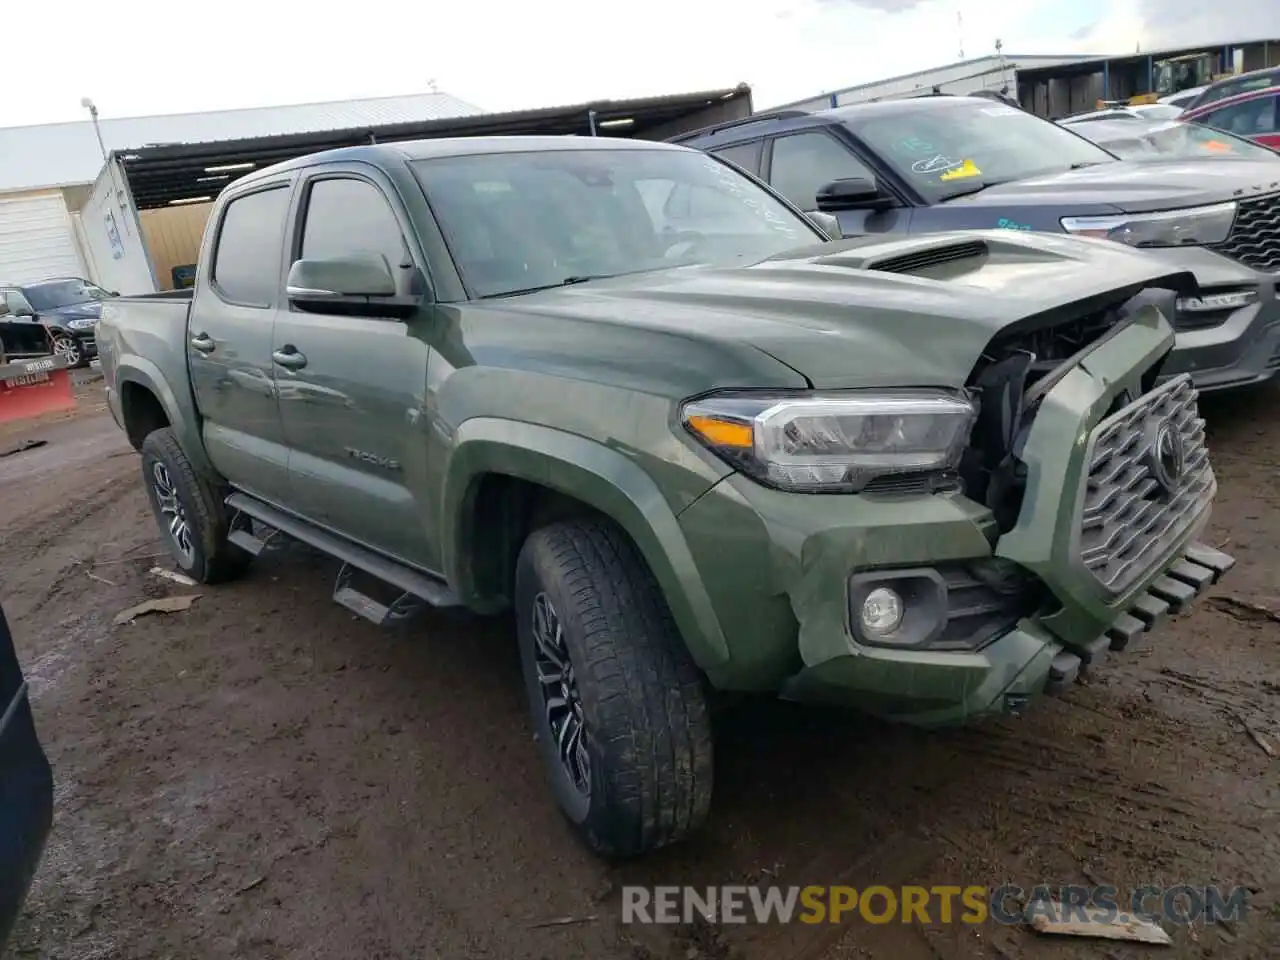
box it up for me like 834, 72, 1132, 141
478, 274, 617, 299
939, 180, 1009, 201
1070, 161, 1109, 168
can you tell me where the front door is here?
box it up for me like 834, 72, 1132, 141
187, 182, 295, 505
765, 130, 914, 236
273, 170, 438, 570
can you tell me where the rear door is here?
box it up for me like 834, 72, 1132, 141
187, 181, 295, 505
762, 130, 913, 236
272, 165, 438, 569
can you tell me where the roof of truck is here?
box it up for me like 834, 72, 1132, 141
395, 135, 686, 158
242, 135, 690, 185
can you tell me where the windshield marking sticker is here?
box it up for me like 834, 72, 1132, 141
911, 154, 964, 174
894, 137, 936, 155
939, 159, 982, 182
996, 218, 1032, 231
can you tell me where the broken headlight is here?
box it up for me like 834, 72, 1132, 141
681, 390, 977, 493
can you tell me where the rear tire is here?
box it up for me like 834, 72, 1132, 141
514, 519, 714, 858
140, 428, 251, 584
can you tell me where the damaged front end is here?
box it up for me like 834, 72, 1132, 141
768, 270, 1237, 723
969, 278, 1235, 700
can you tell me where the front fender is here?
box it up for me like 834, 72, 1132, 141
113, 357, 213, 476
439, 418, 730, 671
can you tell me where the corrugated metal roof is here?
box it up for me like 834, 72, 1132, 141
0, 91, 482, 193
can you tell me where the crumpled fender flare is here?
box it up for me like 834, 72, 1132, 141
112, 357, 214, 476
439, 417, 731, 671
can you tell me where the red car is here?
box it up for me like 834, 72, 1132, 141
1182, 86, 1280, 150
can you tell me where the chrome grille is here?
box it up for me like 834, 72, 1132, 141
1076, 375, 1215, 596
1210, 192, 1280, 273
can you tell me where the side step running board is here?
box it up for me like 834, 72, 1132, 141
225, 492, 461, 625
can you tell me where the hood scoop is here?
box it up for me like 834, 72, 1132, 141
868, 238, 989, 275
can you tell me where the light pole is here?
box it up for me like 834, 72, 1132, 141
81, 97, 109, 163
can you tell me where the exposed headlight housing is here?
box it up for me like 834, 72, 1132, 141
1060, 201, 1236, 247
1175, 289, 1257, 313
681, 390, 977, 493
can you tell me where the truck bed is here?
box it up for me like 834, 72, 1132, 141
97, 291, 197, 448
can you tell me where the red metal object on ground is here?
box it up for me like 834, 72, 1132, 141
0, 357, 75, 424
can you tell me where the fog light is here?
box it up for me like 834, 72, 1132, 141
848, 569, 949, 648
860, 587, 904, 636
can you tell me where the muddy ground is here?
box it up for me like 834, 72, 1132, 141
2, 375, 1277, 960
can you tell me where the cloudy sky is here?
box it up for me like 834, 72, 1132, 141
3, 0, 1278, 127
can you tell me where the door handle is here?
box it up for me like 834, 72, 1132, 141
190, 333, 216, 354
272, 347, 307, 370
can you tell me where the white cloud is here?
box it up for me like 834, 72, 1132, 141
1, 0, 1276, 127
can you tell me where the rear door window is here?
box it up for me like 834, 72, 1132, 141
211, 186, 291, 307
710, 141, 763, 176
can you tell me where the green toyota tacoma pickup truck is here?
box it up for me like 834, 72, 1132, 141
98, 136, 1234, 858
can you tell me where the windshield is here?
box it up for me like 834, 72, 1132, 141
1078, 119, 1279, 161
844, 100, 1117, 201
23, 279, 110, 311
411, 148, 822, 298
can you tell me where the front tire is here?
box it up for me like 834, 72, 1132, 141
49, 334, 85, 369
140, 428, 251, 584
515, 519, 714, 858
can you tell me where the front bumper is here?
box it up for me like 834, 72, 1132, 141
677, 302, 1235, 726
72, 332, 98, 359
1153, 246, 1280, 393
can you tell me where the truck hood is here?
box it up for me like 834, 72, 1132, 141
478, 230, 1197, 388
941, 159, 1280, 214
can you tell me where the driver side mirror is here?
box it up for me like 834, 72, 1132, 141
286, 255, 421, 320
815, 176, 892, 212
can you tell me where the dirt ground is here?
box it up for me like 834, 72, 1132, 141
2, 375, 1277, 960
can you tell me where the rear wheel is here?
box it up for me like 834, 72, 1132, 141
515, 519, 714, 858
140, 428, 251, 584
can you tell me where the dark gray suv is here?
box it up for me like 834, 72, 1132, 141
672, 96, 1280, 393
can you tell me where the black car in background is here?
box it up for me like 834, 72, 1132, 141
0, 601, 53, 953
672, 96, 1280, 393
0, 278, 117, 368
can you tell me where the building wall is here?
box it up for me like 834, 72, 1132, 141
0, 188, 85, 282
139, 203, 213, 290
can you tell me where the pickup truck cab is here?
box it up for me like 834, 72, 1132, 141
98, 136, 1234, 858
672, 96, 1280, 393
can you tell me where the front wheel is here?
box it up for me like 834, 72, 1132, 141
49, 334, 85, 369
139, 428, 251, 584
515, 519, 714, 858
